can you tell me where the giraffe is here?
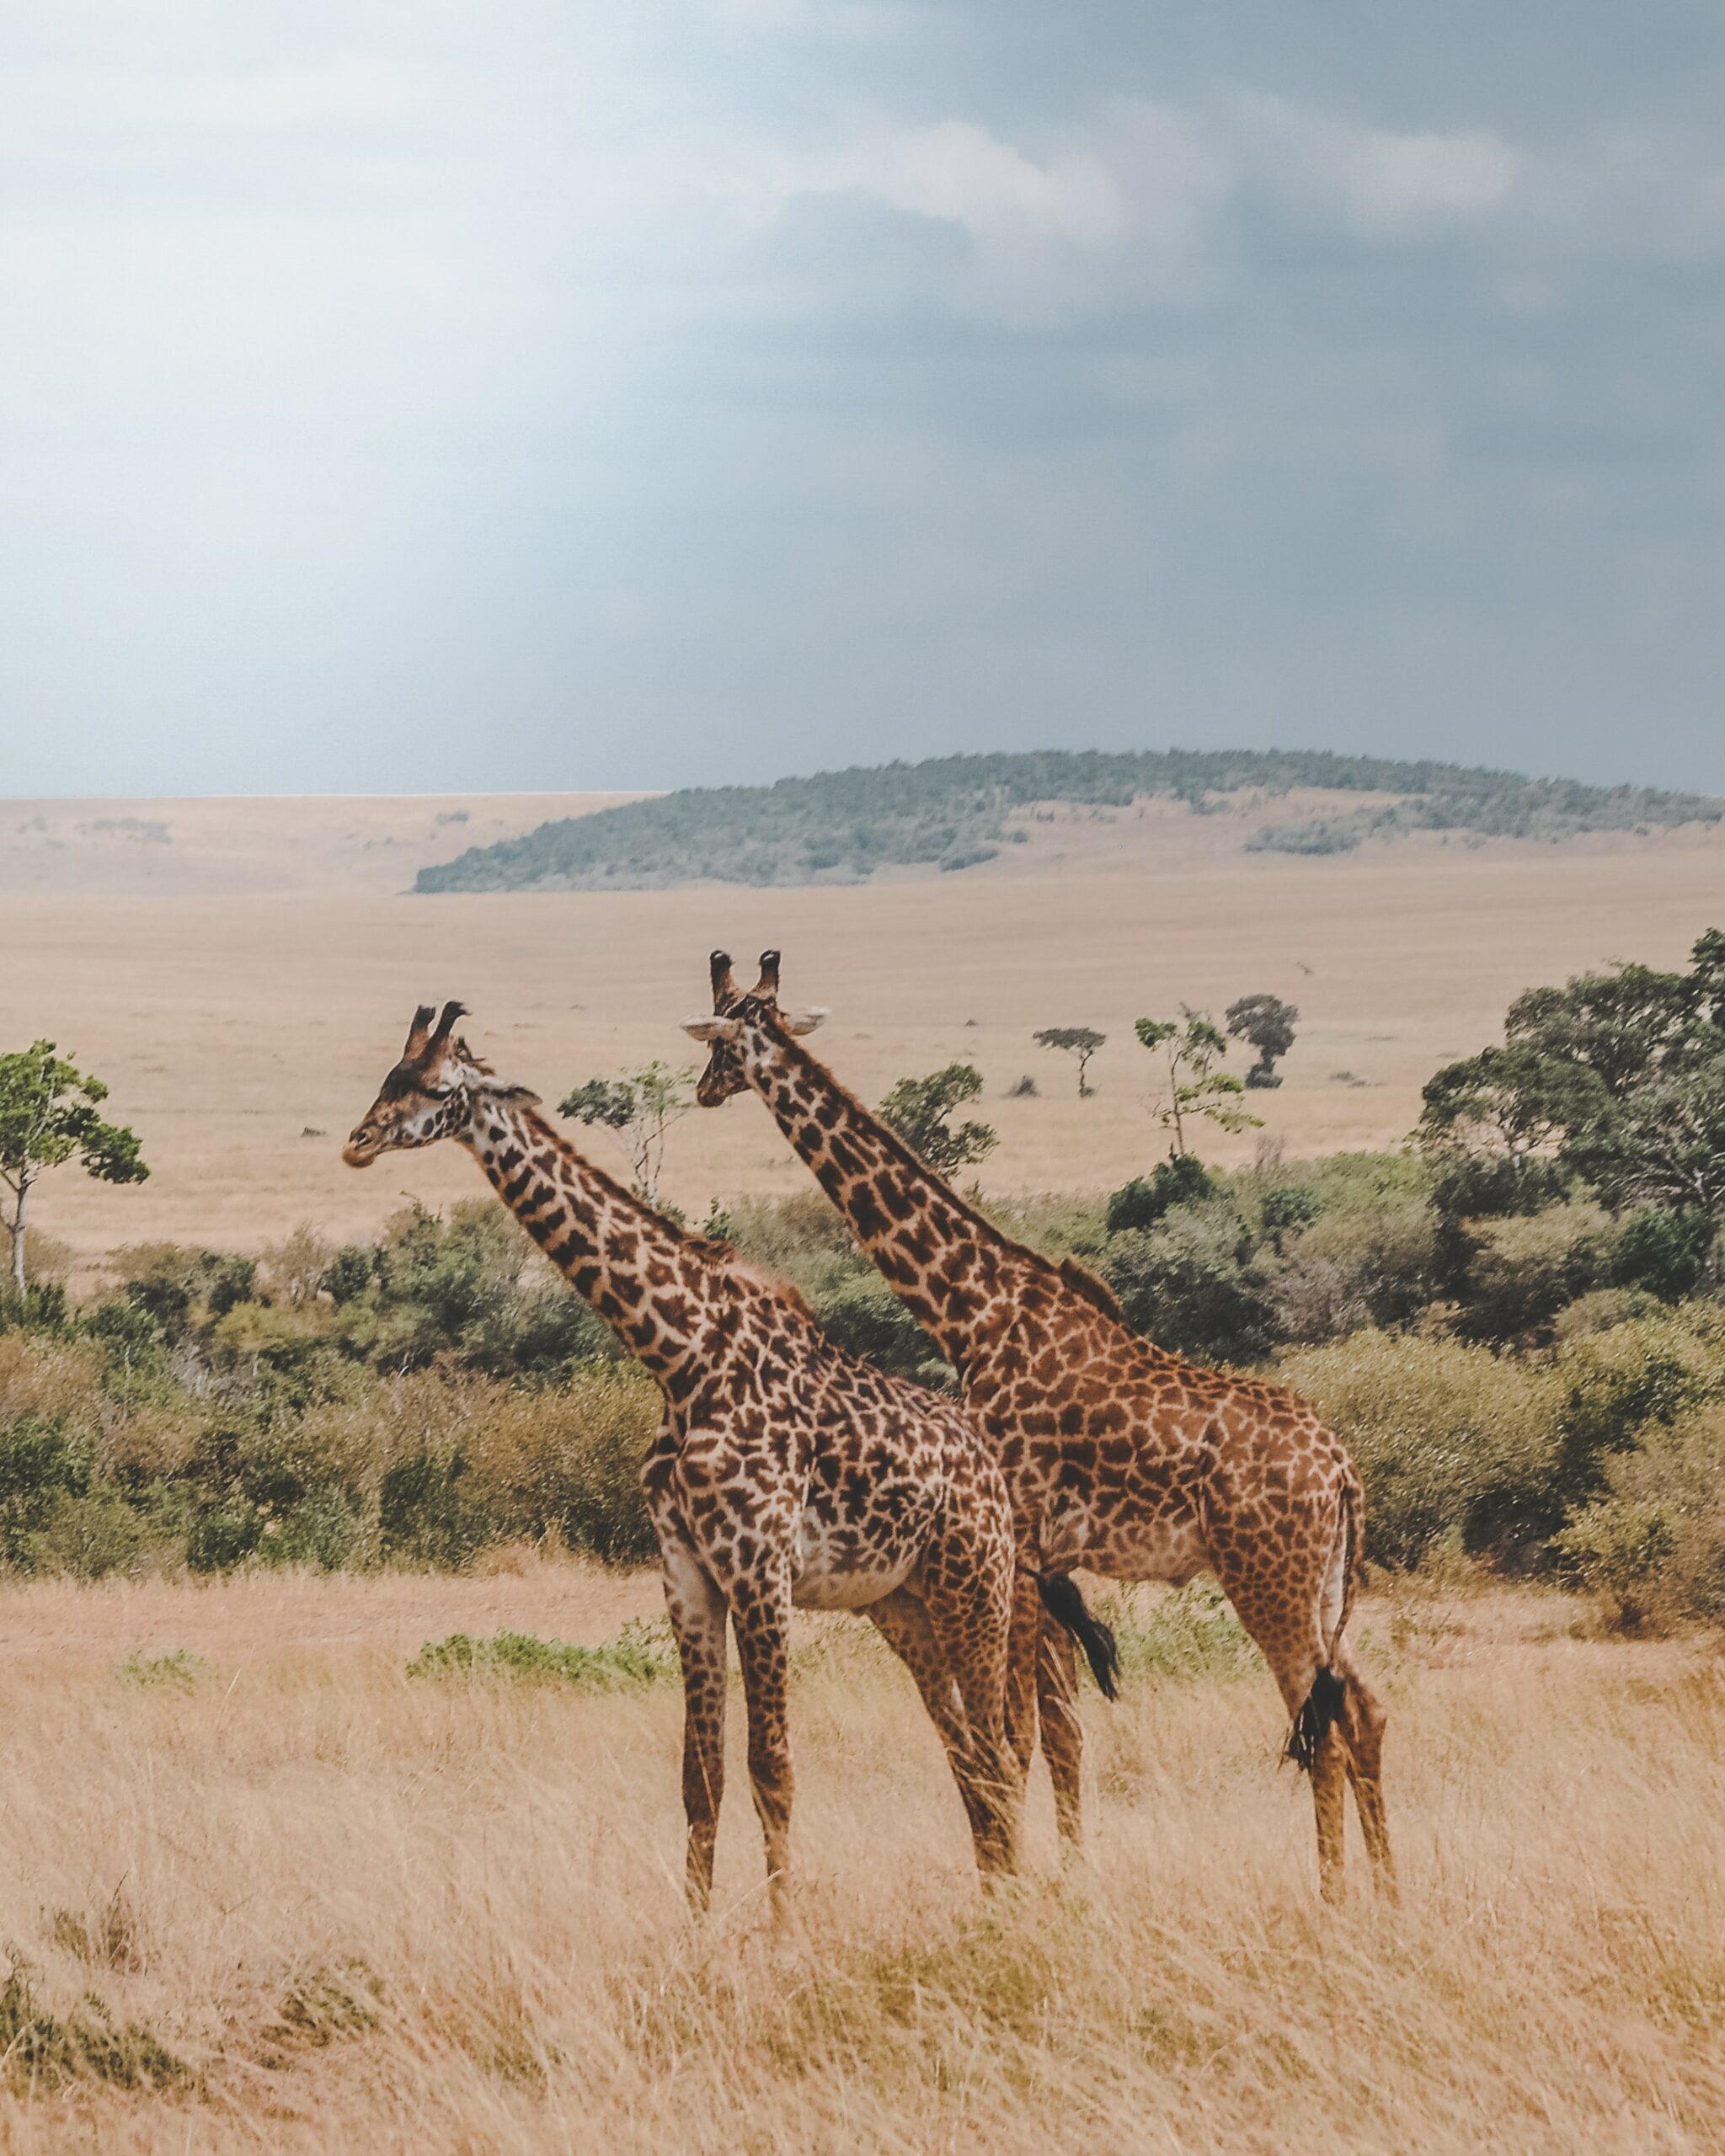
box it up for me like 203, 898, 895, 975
684, 954, 1392, 1898
343, 1000, 1047, 1919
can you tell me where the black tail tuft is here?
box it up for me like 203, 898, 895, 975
1037, 1573, 1121, 1701
1285, 1665, 1348, 1772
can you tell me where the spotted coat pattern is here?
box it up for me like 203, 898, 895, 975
688, 958, 1392, 1896
345, 1002, 1025, 1915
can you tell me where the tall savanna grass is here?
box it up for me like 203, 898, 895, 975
0, 1568, 1720, 2153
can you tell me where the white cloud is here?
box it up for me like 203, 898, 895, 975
775, 119, 1127, 248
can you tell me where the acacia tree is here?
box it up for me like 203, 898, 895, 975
879, 1064, 998, 1177
0, 1041, 148, 1291
1134, 1008, 1262, 1155
1416, 929, 1725, 1273
558, 1060, 694, 1205
1225, 993, 1299, 1089
1033, 1027, 1106, 1098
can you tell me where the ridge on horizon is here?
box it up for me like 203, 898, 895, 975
414, 746, 1723, 896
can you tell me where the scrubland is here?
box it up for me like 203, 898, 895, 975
0, 1569, 1717, 2153
8, 797, 1724, 1262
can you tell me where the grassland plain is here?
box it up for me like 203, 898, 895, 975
0, 1566, 1718, 2153
5, 792, 1724, 1271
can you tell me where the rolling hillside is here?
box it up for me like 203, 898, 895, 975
414, 749, 1721, 894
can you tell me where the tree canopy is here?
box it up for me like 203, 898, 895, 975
0, 1041, 149, 1290
1033, 1027, 1106, 1097
1226, 993, 1299, 1089
879, 1065, 999, 1177
1134, 1009, 1263, 1154
1417, 930, 1725, 1271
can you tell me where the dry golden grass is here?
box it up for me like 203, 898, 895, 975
0, 1567, 1720, 2152
7, 792, 1724, 1272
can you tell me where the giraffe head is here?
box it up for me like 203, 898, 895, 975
343, 1002, 537, 1166
683, 949, 826, 1106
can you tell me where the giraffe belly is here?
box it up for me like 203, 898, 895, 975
1043, 1507, 1210, 1585
789, 1507, 921, 1611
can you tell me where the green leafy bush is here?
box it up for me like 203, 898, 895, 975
1106, 1155, 1218, 1235
407, 1620, 676, 1688
1553, 1406, 1725, 1627
1100, 1202, 1272, 1364
1279, 1331, 1567, 1567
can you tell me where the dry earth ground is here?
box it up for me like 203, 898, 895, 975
0, 1568, 1718, 2152
3, 794, 1722, 1268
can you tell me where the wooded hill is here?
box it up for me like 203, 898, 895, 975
414, 748, 1720, 894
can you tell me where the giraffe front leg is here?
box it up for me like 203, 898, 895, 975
659, 1538, 730, 1916
729, 1577, 796, 1925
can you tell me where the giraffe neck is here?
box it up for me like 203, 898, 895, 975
734, 1022, 1013, 1370
457, 1092, 721, 1385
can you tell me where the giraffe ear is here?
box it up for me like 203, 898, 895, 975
681, 1017, 741, 1043
781, 1005, 829, 1037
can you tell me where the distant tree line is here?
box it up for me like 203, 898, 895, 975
414, 748, 1721, 894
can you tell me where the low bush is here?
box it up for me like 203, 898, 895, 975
1553, 1405, 1725, 1627
1100, 1202, 1272, 1364
1104, 1584, 1263, 1684
1279, 1331, 1567, 1568
407, 1620, 676, 1689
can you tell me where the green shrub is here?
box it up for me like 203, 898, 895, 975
1100, 1202, 1272, 1364
1105, 1155, 1217, 1235
0, 1415, 96, 1569
1452, 1200, 1611, 1342
1607, 1208, 1715, 1303
187, 1502, 265, 1573
1261, 1208, 1438, 1344
814, 1277, 934, 1382
1105, 1584, 1263, 1684
407, 1620, 676, 1689
116, 1648, 207, 1690
269, 1484, 368, 1571
1552, 1405, 1725, 1626
1547, 1311, 1725, 1518
378, 1447, 487, 1571
456, 1362, 660, 1563
1280, 1331, 1567, 1567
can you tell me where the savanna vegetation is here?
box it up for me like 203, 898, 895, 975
2, 1566, 1722, 2152
412, 746, 1722, 891
3, 931, 1723, 1638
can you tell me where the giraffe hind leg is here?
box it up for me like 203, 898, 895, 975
1332, 1640, 1395, 1892
1036, 1614, 1085, 1851
658, 1540, 730, 1916
729, 1581, 796, 1924
869, 1589, 1019, 1880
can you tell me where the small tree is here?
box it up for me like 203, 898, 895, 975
1033, 1027, 1106, 1098
879, 1065, 998, 1177
1226, 993, 1299, 1090
1134, 1008, 1263, 1155
0, 1041, 149, 1291
559, 1060, 694, 1205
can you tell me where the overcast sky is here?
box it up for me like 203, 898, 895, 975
3, 3, 1722, 798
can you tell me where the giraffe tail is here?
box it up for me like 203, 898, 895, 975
1285, 1476, 1362, 1773
1036, 1573, 1121, 1701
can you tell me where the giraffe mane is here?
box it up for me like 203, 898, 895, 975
686, 1237, 819, 1323
1057, 1257, 1127, 1321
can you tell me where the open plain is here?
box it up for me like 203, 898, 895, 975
3, 792, 1722, 1271
0, 1567, 1720, 2153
